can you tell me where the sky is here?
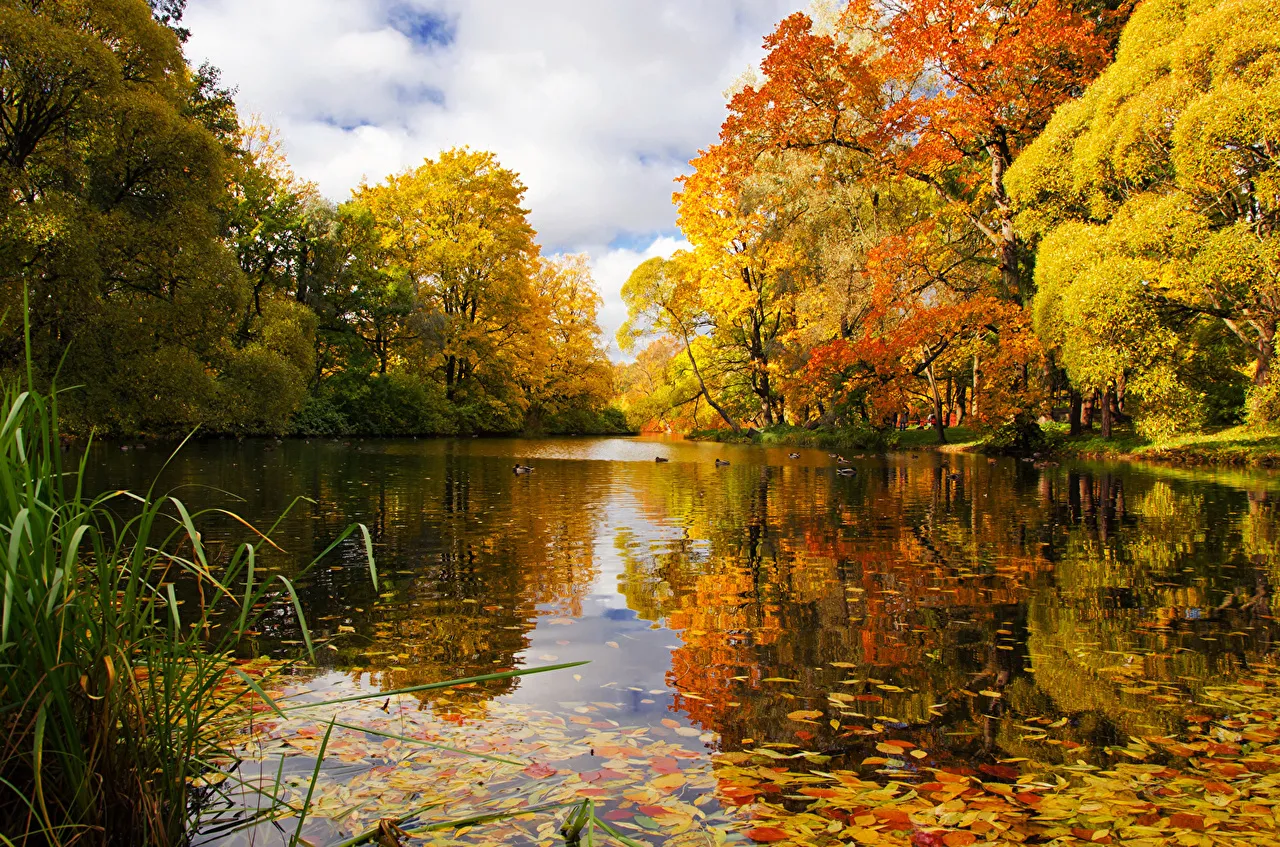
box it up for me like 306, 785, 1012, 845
183, 0, 810, 353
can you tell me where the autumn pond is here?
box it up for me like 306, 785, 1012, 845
90, 438, 1280, 846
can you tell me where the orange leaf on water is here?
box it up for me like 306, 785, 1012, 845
743, 827, 791, 843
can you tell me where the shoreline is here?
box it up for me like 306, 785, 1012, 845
689, 423, 1280, 470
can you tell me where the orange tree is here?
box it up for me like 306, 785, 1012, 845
806, 227, 1044, 443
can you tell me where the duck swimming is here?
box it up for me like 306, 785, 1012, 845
513, 464, 533, 474
837, 467, 857, 476
655, 456, 669, 463
788, 452, 801, 459
715, 459, 730, 467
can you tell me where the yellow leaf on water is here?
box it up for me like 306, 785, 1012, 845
605, 641, 619, 649
787, 710, 823, 721
651, 772, 686, 792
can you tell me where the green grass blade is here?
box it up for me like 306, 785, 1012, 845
358, 523, 377, 591
290, 716, 336, 847
232, 667, 286, 718
275, 575, 314, 661
328, 720, 523, 765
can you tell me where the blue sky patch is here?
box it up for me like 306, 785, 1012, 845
387, 4, 456, 48
608, 229, 681, 252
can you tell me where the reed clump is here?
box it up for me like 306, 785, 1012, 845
0, 371, 372, 846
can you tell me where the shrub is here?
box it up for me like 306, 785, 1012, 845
216, 343, 309, 434
1247, 380, 1280, 426
290, 393, 350, 436
336, 372, 456, 436
983, 414, 1049, 455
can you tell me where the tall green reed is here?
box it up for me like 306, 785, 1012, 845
0, 315, 598, 846
0, 355, 379, 844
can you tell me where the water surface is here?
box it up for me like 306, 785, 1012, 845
88, 437, 1280, 843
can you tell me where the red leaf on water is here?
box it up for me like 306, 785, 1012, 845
743, 827, 791, 842
979, 763, 1020, 780
911, 830, 947, 847
522, 762, 556, 779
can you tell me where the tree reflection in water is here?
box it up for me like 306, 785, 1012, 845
88, 439, 1280, 773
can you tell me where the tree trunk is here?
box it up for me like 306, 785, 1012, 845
1257, 326, 1275, 386
1100, 385, 1114, 438
971, 354, 979, 419
986, 139, 1022, 301
679, 325, 738, 433
925, 360, 948, 445
1068, 389, 1082, 436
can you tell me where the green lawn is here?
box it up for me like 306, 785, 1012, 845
1056, 423, 1280, 465
891, 425, 981, 450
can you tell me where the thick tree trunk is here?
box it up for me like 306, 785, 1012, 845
1068, 389, 1082, 436
987, 139, 1022, 301
1257, 327, 1275, 386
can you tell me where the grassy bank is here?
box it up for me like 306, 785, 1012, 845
686, 423, 981, 453
686, 419, 1280, 468
890, 425, 982, 451
688, 423, 888, 451
1048, 422, 1280, 466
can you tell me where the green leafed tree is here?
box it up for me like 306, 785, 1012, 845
0, 0, 312, 434
1010, 0, 1279, 428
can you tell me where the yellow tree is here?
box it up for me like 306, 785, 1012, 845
676, 143, 805, 426
619, 252, 741, 431
1010, 0, 1280, 425
524, 254, 615, 428
356, 149, 538, 424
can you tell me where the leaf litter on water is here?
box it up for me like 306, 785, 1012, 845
206, 658, 1280, 846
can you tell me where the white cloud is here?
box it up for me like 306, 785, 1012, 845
183, 0, 807, 349
581, 235, 688, 356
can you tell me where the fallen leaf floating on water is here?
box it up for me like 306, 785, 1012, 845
204, 661, 1280, 846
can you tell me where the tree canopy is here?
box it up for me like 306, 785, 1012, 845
0, 0, 623, 438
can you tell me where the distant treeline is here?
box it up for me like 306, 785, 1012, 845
0, 0, 626, 438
